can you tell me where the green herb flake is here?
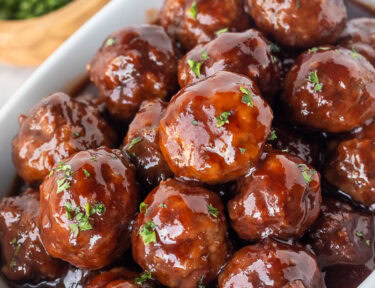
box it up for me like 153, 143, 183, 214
83, 169, 90, 178
192, 120, 198, 126
135, 271, 152, 285
216, 111, 231, 128
69, 223, 79, 238
189, 1, 197, 19
239, 148, 246, 154
296, 0, 300, 9
106, 38, 115, 46
139, 220, 157, 246
308, 46, 330, 54
57, 179, 70, 194
207, 204, 219, 218
270, 42, 280, 54
216, 27, 228, 36
127, 137, 143, 151
297, 164, 316, 184
240, 86, 254, 108
159, 203, 167, 208
306, 71, 323, 92
351, 48, 360, 59
198, 277, 205, 288
268, 130, 277, 141
201, 50, 209, 60
92, 203, 106, 215
10, 238, 17, 245
90, 156, 97, 162
356, 231, 364, 238
139, 202, 148, 214
187, 59, 202, 78
73, 132, 79, 137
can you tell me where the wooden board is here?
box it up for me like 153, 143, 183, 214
0, 0, 109, 66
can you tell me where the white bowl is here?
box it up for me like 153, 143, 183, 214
0, 0, 373, 287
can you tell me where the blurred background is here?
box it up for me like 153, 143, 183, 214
0, 0, 109, 107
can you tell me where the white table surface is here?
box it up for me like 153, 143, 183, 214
0, 63, 35, 108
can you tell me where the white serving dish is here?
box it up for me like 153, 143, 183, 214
0, 0, 373, 287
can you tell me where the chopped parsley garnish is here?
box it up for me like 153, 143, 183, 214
192, 119, 198, 126
207, 204, 219, 218
65, 201, 105, 238
106, 38, 115, 46
57, 179, 70, 193
139, 202, 148, 214
239, 148, 246, 154
135, 271, 152, 285
356, 231, 364, 238
73, 132, 79, 137
201, 50, 209, 60
139, 220, 157, 246
306, 71, 323, 92
198, 277, 205, 288
351, 48, 360, 59
297, 164, 316, 184
216, 111, 231, 128
83, 169, 90, 178
268, 130, 277, 141
216, 27, 228, 36
91, 156, 97, 162
296, 0, 300, 9
240, 86, 253, 108
189, 1, 197, 19
308, 46, 330, 54
9, 238, 21, 269
187, 59, 202, 78
52, 162, 73, 194
270, 42, 280, 54
159, 203, 167, 208
127, 137, 143, 150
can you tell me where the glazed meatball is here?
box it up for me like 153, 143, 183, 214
159, 71, 273, 184
338, 18, 375, 66
0, 189, 67, 283
218, 239, 324, 288
267, 125, 323, 168
86, 268, 156, 288
132, 179, 229, 288
38, 147, 138, 270
324, 138, 375, 207
306, 197, 374, 268
160, 0, 250, 50
12, 92, 117, 185
228, 152, 321, 241
178, 29, 281, 100
282, 47, 375, 132
246, 0, 347, 48
122, 99, 173, 191
87, 25, 178, 122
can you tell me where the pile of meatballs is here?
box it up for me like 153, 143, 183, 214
2, 0, 375, 287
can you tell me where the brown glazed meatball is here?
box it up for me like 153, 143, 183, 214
338, 18, 375, 66
246, 0, 347, 48
0, 189, 67, 283
38, 147, 138, 270
122, 99, 173, 191
282, 47, 375, 132
228, 152, 321, 241
324, 138, 375, 208
87, 25, 178, 122
160, 0, 250, 51
218, 240, 324, 288
86, 268, 156, 288
12, 92, 117, 185
178, 29, 281, 100
306, 197, 374, 268
132, 179, 229, 288
267, 125, 323, 168
159, 71, 273, 184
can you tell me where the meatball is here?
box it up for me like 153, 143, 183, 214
159, 71, 273, 184
324, 138, 375, 207
0, 189, 67, 283
218, 239, 324, 288
132, 179, 229, 288
228, 152, 321, 241
122, 99, 173, 191
86, 268, 156, 288
12, 92, 117, 186
338, 18, 375, 66
267, 125, 323, 168
38, 147, 138, 270
306, 197, 374, 268
282, 47, 375, 132
246, 0, 347, 48
160, 0, 250, 51
87, 25, 178, 122
178, 29, 281, 100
